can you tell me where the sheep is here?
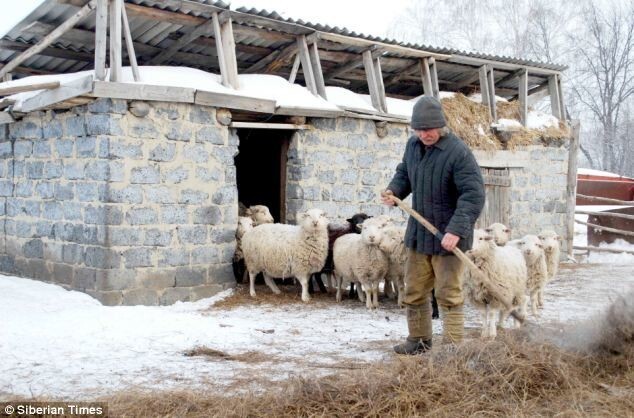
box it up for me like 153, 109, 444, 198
232, 216, 256, 282
239, 203, 274, 225
333, 215, 391, 309
242, 208, 329, 302
465, 229, 528, 338
508, 235, 549, 317
378, 226, 407, 307
309, 213, 370, 294
485, 222, 511, 246
538, 230, 562, 281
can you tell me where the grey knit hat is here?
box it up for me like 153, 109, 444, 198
410, 96, 446, 130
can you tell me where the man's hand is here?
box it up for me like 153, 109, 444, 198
441, 232, 460, 252
381, 190, 396, 206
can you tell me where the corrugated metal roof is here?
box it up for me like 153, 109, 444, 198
0, 0, 566, 99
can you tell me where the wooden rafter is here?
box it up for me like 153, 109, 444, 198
108, 0, 122, 82
363, 50, 387, 112
0, 0, 97, 79
121, 4, 140, 82
324, 46, 383, 82
0, 40, 94, 62
93, 0, 107, 81
220, 15, 240, 88
297, 35, 317, 95
309, 41, 326, 99
150, 20, 214, 65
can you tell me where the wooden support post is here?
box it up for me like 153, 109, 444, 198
2, 74, 12, 82
363, 50, 387, 112
566, 120, 580, 257
308, 41, 326, 99
121, 4, 139, 82
373, 56, 387, 113
487, 65, 497, 122
108, 0, 122, 82
288, 53, 300, 84
420, 58, 433, 97
297, 35, 317, 95
518, 69, 528, 126
220, 16, 239, 89
478, 65, 490, 114
211, 12, 228, 88
557, 75, 565, 120
549, 74, 562, 119
429, 57, 439, 99
94, 0, 108, 81
0, 0, 97, 79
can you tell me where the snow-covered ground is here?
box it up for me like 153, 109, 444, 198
1, 221, 633, 400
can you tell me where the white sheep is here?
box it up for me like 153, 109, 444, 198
239, 203, 274, 225
378, 226, 407, 307
465, 229, 528, 338
485, 222, 511, 246
333, 215, 391, 309
234, 216, 255, 263
538, 230, 561, 282
508, 235, 549, 317
242, 208, 329, 302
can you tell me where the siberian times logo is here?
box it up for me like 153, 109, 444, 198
2, 402, 107, 417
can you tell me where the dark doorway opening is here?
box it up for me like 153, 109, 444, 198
235, 129, 292, 223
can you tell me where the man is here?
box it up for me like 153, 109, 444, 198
381, 96, 485, 355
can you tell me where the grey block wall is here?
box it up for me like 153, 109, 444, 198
0, 99, 237, 305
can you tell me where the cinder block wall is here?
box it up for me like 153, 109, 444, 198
0, 99, 237, 305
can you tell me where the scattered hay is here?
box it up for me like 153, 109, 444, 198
106, 332, 634, 417
210, 284, 342, 311
184, 346, 271, 363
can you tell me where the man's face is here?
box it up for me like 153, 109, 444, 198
415, 128, 441, 146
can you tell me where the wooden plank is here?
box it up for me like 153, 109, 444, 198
342, 110, 408, 123
195, 90, 276, 113
92, 80, 195, 103
363, 50, 382, 112
0, 39, 94, 62
574, 219, 634, 237
478, 65, 490, 116
0, 112, 15, 124
324, 46, 382, 82
297, 35, 317, 95
123, 2, 209, 27
373, 56, 387, 113
576, 194, 633, 205
548, 74, 562, 119
121, 4, 140, 82
575, 210, 634, 221
220, 17, 240, 89
518, 69, 528, 126
573, 245, 634, 255
557, 76, 565, 120
276, 105, 343, 118
109, 0, 122, 82
449, 55, 561, 76
487, 65, 497, 122
94, 0, 107, 81
211, 12, 228, 88
0, 0, 97, 79
309, 41, 327, 99
482, 174, 511, 187
150, 20, 214, 65
429, 57, 439, 99
288, 54, 300, 83
229, 121, 310, 129
264, 43, 298, 73
420, 58, 433, 97
19, 75, 93, 113
0, 81, 61, 97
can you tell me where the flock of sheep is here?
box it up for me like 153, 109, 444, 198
234, 205, 561, 338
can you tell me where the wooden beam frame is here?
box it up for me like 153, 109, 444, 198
211, 12, 228, 87
297, 35, 317, 95
121, 4, 140, 82
478, 65, 490, 114
420, 58, 433, 97
108, 0, 122, 82
363, 50, 387, 113
429, 57, 439, 98
0, 81, 60, 97
518, 69, 528, 126
324, 46, 383, 82
220, 16, 239, 89
309, 41, 326, 99
19, 75, 93, 113
94, 0, 107, 81
150, 20, 214, 65
0, 0, 97, 79
487, 65, 497, 122
288, 54, 300, 83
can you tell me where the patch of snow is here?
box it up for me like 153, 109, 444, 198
495, 118, 523, 129
239, 74, 339, 110
526, 110, 559, 129
477, 124, 486, 136
439, 91, 456, 100
468, 93, 508, 103
325, 86, 376, 112
578, 168, 631, 179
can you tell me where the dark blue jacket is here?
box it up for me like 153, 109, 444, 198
387, 132, 485, 255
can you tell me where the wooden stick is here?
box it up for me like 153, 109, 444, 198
94, 0, 107, 81
121, 3, 140, 82
389, 195, 526, 323
575, 210, 634, 221
0, 81, 61, 96
576, 194, 633, 205
288, 54, 300, 83
109, 0, 122, 82
573, 245, 634, 255
0, 0, 97, 79
574, 219, 634, 237
566, 120, 580, 258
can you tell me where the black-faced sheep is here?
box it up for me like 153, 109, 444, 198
242, 208, 329, 302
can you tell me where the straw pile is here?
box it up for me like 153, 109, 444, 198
440, 93, 570, 150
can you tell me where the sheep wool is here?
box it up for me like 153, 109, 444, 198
242, 208, 329, 302
333, 215, 391, 309
465, 229, 528, 338
378, 226, 407, 307
485, 222, 511, 246
538, 230, 561, 281
509, 234, 549, 316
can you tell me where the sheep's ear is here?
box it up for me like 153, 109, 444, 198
484, 236, 493, 241
346, 217, 353, 223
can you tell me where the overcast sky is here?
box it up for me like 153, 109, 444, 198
1, 0, 411, 39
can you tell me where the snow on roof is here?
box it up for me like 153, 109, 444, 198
468, 93, 509, 103
577, 168, 629, 179
1, 66, 563, 132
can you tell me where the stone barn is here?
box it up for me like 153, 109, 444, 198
0, 0, 575, 305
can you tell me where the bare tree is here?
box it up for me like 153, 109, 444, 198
569, 1, 634, 172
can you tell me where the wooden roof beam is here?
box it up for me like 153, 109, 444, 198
324, 45, 383, 82
150, 20, 214, 65
0, 39, 94, 62
244, 41, 296, 74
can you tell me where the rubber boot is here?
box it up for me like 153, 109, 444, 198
394, 305, 433, 355
440, 304, 465, 344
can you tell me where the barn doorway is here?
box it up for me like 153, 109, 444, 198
235, 129, 292, 223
